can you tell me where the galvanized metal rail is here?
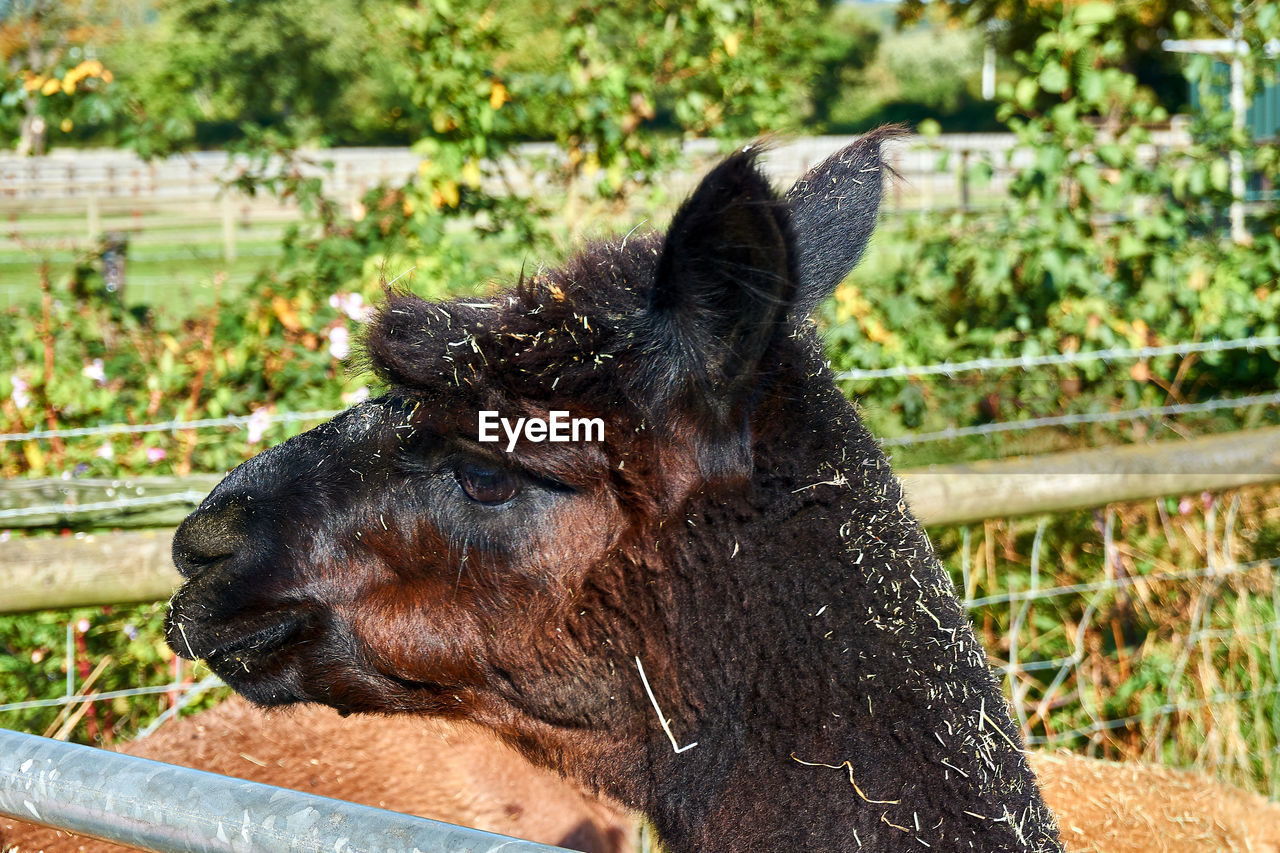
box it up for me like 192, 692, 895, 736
0, 728, 568, 853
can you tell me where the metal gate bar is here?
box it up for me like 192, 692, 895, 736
0, 728, 568, 852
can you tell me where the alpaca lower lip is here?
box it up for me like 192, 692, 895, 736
172, 615, 305, 665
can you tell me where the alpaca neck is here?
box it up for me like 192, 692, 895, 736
633, 369, 1063, 852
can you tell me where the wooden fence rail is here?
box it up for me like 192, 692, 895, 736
3, 130, 1214, 274
2, 426, 1278, 613
0, 474, 221, 529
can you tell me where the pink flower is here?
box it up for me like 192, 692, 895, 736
10, 374, 30, 409
94, 443, 114, 460
246, 407, 271, 444
76, 618, 91, 633
329, 292, 374, 323
146, 447, 167, 463
1178, 496, 1193, 515
82, 358, 106, 385
328, 326, 351, 360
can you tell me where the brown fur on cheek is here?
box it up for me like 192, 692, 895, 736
523, 490, 624, 588
283, 522, 492, 714
350, 595, 485, 684
332, 583, 494, 718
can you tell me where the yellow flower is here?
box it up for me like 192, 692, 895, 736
833, 284, 897, 346
430, 181, 460, 209
723, 32, 740, 58
23, 441, 45, 473
41, 78, 61, 96
489, 81, 509, 110
438, 180, 459, 208
461, 158, 482, 188
1130, 318, 1149, 344
862, 318, 896, 346
834, 283, 868, 324
23, 75, 45, 92
60, 118, 74, 133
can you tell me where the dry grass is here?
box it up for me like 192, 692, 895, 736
936, 482, 1280, 800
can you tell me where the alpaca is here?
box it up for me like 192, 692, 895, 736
160, 131, 1062, 851
1027, 752, 1280, 853
0, 695, 634, 853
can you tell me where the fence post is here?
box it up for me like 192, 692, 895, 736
220, 194, 237, 263
959, 149, 971, 212
86, 195, 100, 242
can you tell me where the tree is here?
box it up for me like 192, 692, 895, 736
151, 0, 404, 146
0, 0, 119, 154
808, 6, 881, 130
897, 0, 1195, 110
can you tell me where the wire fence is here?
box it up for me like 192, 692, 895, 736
881, 390, 1280, 447
0, 409, 341, 444
952, 492, 1280, 798
0, 332, 1275, 448
836, 334, 1280, 381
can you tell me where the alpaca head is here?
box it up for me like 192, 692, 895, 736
165, 137, 884, 723
166, 132, 1059, 850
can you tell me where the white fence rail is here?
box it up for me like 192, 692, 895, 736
0, 130, 1201, 251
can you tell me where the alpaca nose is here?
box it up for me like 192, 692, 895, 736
172, 499, 249, 578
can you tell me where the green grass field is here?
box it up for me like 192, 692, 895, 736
0, 201, 305, 312
0, 252, 278, 312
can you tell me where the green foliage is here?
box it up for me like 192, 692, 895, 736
391, 0, 832, 202
138, 0, 405, 148
896, 0, 1192, 111
820, 7, 998, 133
0, 263, 370, 479
0, 1, 123, 154
807, 5, 881, 129
823, 5, 1280, 454
556, 0, 827, 140
0, 603, 226, 741
6, 0, 859, 154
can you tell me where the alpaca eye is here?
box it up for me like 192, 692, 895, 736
455, 464, 520, 506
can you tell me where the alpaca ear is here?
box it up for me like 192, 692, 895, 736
642, 147, 798, 479
784, 127, 896, 318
